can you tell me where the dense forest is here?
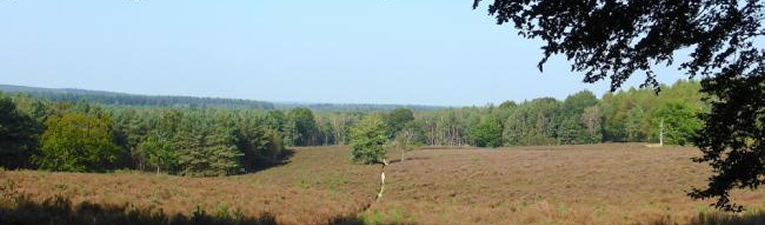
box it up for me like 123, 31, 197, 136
0, 80, 704, 176
0, 84, 276, 110
0, 84, 446, 112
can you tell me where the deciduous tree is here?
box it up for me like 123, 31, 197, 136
36, 112, 119, 172
469, 118, 503, 147
581, 106, 602, 144
350, 116, 388, 164
287, 108, 318, 146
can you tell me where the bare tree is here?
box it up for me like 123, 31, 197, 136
393, 129, 415, 162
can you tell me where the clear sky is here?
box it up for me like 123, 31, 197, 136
0, 0, 688, 106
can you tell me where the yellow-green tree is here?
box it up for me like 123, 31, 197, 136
36, 112, 119, 172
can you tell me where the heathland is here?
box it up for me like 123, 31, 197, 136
2, 80, 760, 225
4, 144, 765, 225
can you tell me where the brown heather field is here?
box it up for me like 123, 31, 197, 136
367, 144, 765, 225
0, 146, 380, 225
3, 144, 765, 225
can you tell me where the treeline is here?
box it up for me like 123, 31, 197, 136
343, 80, 705, 164
0, 84, 275, 109
274, 103, 446, 112
0, 96, 287, 176
336, 79, 704, 148
0, 80, 705, 175
410, 80, 705, 147
0, 84, 447, 112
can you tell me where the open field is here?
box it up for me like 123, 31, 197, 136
369, 144, 765, 225
3, 144, 765, 225
1, 146, 380, 225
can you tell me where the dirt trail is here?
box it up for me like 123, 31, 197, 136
358, 160, 388, 214
376, 162, 386, 200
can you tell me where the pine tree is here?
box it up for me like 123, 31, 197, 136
174, 112, 242, 177
0, 94, 42, 169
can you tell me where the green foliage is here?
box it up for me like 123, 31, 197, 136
0, 80, 709, 177
235, 112, 284, 172
1, 95, 291, 176
499, 100, 517, 109
385, 108, 415, 136
503, 98, 561, 146
580, 106, 602, 143
391, 123, 421, 162
350, 116, 388, 164
139, 132, 176, 174
624, 106, 647, 142
469, 118, 503, 148
174, 111, 242, 177
264, 111, 285, 131
558, 116, 586, 145
558, 91, 599, 145
286, 108, 318, 146
600, 81, 704, 143
36, 111, 120, 172
0, 84, 275, 109
0, 94, 42, 169
562, 91, 598, 115
112, 108, 149, 169
654, 101, 703, 146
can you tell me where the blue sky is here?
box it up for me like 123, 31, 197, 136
0, 0, 688, 106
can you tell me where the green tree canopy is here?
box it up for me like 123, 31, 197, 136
654, 101, 703, 146
580, 106, 602, 144
469, 117, 503, 148
286, 107, 318, 146
234, 112, 284, 172
559, 91, 600, 144
138, 131, 176, 174
562, 91, 599, 116
36, 112, 119, 172
503, 98, 561, 146
385, 108, 415, 136
174, 111, 242, 177
350, 115, 388, 164
0, 94, 42, 169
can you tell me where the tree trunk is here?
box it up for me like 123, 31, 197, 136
659, 119, 664, 147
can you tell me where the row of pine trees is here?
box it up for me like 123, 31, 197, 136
0, 98, 286, 176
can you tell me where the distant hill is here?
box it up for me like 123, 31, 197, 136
0, 84, 446, 112
0, 84, 276, 109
